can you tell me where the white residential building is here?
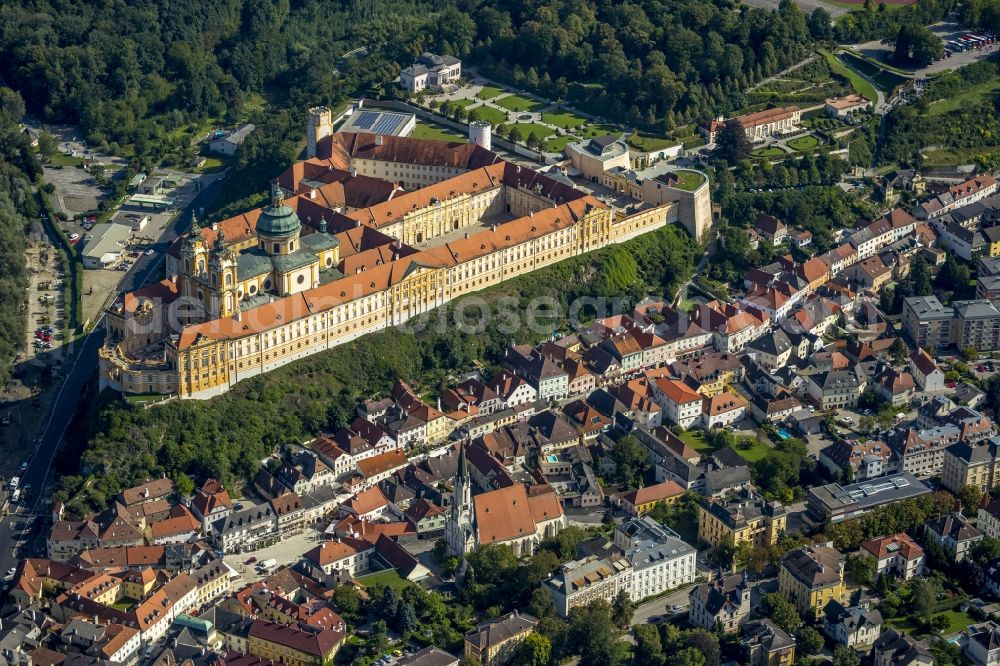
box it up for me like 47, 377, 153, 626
614, 517, 696, 601
860, 533, 925, 580
545, 553, 633, 618
652, 378, 703, 428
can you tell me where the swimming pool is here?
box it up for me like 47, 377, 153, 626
546, 454, 559, 463
776, 428, 792, 440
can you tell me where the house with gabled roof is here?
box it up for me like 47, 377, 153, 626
755, 214, 788, 246
689, 572, 750, 632
909, 348, 945, 392
925, 503, 983, 561
860, 533, 925, 580
652, 377, 703, 428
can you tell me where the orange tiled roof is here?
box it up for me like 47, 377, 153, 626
655, 377, 702, 405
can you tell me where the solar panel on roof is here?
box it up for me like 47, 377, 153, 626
353, 111, 378, 130
373, 114, 401, 135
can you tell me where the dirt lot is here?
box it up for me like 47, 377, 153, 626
0, 233, 71, 477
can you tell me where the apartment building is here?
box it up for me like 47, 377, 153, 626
464, 612, 538, 666
697, 489, 787, 548
902, 296, 954, 349
966, 621, 1000, 666
652, 378, 703, 428
941, 439, 1000, 493
806, 370, 865, 410
778, 543, 846, 620
614, 517, 697, 601
903, 296, 1000, 351
980, 498, 1000, 541
247, 620, 345, 666
545, 552, 633, 617
925, 507, 983, 561
740, 619, 796, 666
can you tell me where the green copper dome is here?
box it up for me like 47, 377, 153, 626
256, 183, 301, 237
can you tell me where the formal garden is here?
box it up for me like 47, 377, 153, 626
424, 81, 689, 156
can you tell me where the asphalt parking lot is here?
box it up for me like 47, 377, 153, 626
851, 21, 998, 76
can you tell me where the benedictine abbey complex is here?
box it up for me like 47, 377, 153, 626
100, 110, 711, 399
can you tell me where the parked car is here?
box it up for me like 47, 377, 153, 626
68, 233, 79, 241
244, 557, 257, 565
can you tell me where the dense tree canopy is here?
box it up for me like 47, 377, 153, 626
0, 88, 37, 386
468, 0, 817, 130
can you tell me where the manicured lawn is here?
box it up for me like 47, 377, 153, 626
752, 147, 786, 158
627, 133, 678, 152
543, 135, 577, 153
664, 170, 706, 191
889, 609, 976, 637
470, 105, 507, 126
933, 609, 978, 635
579, 123, 623, 139
509, 123, 554, 141
193, 156, 227, 174
409, 123, 465, 142
543, 110, 590, 129
733, 440, 772, 462
110, 597, 140, 612
495, 94, 545, 112
358, 568, 411, 592
476, 85, 505, 101
819, 49, 880, 106
450, 98, 477, 109
124, 393, 167, 406
678, 430, 713, 452
787, 134, 822, 151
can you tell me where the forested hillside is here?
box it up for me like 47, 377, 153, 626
0, 89, 39, 387
1, 0, 956, 153
0, 0, 448, 160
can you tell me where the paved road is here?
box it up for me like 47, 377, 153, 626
631, 583, 697, 626
0, 327, 105, 577
0, 172, 229, 581
742, 0, 848, 17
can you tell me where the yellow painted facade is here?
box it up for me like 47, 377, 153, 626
248, 633, 338, 666
697, 500, 786, 549
101, 137, 705, 400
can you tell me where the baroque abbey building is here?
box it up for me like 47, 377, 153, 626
100, 125, 710, 399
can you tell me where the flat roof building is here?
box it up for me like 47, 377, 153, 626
340, 109, 416, 138
80, 223, 133, 270
807, 473, 931, 524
